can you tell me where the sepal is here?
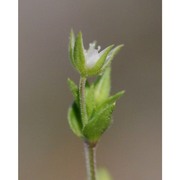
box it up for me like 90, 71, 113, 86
87, 45, 114, 76
102, 44, 124, 71
68, 30, 76, 67
73, 32, 86, 76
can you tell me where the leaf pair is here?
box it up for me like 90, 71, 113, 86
67, 67, 125, 143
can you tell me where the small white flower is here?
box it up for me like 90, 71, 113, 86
84, 42, 102, 68
69, 30, 123, 77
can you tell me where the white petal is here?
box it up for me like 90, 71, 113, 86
85, 43, 101, 68
85, 50, 100, 68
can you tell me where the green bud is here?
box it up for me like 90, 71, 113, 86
97, 168, 113, 180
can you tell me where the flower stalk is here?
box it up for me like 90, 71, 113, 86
84, 141, 97, 180
79, 76, 88, 126
79, 76, 97, 179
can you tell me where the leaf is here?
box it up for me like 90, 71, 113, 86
87, 45, 114, 76
85, 81, 95, 118
97, 168, 113, 180
82, 90, 125, 142
68, 102, 82, 137
83, 103, 115, 143
67, 78, 79, 104
102, 44, 124, 71
74, 32, 86, 76
98, 90, 125, 110
94, 67, 111, 106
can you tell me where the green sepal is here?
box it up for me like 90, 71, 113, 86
67, 78, 79, 104
85, 81, 95, 118
68, 102, 83, 137
83, 102, 115, 143
102, 44, 124, 71
68, 30, 76, 67
87, 45, 114, 76
94, 67, 111, 106
74, 32, 86, 76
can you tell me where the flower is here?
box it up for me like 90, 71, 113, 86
84, 42, 101, 68
68, 30, 124, 77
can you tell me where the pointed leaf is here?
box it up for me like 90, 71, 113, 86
68, 102, 82, 137
83, 103, 115, 143
89, 90, 125, 124
87, 45, 114, 76
67, 78, 79, 104
94, 67, 111, 106
96, 90, 125, 112
74, 32, 86, 76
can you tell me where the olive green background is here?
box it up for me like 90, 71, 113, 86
19, 0, 161, 179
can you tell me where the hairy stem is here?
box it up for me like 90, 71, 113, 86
79, 77, 97, 180
79, 77, 88, 126
84, 142, 97, 180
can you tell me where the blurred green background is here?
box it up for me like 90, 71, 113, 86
19, 0, 161, 179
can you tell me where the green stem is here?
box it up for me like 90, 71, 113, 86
79, 77, 97, 179
84, 142, 97, 180
79, 76, 88, 126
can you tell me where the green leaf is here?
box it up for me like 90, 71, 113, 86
87, 45, 114, 76
68, 29, 76, 67
74, 32, 86, 76
85, 81, 95, 118
67, 78, 79, 104
99, 90, 125, 109
82, 90, 125, 141
97, 168, 113, 180
94, 67, 111, 106
102, 44, 124, 71
68, 102, 82, 137
83, 103, 115, 143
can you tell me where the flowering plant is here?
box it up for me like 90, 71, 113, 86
67, 30, 124, 180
